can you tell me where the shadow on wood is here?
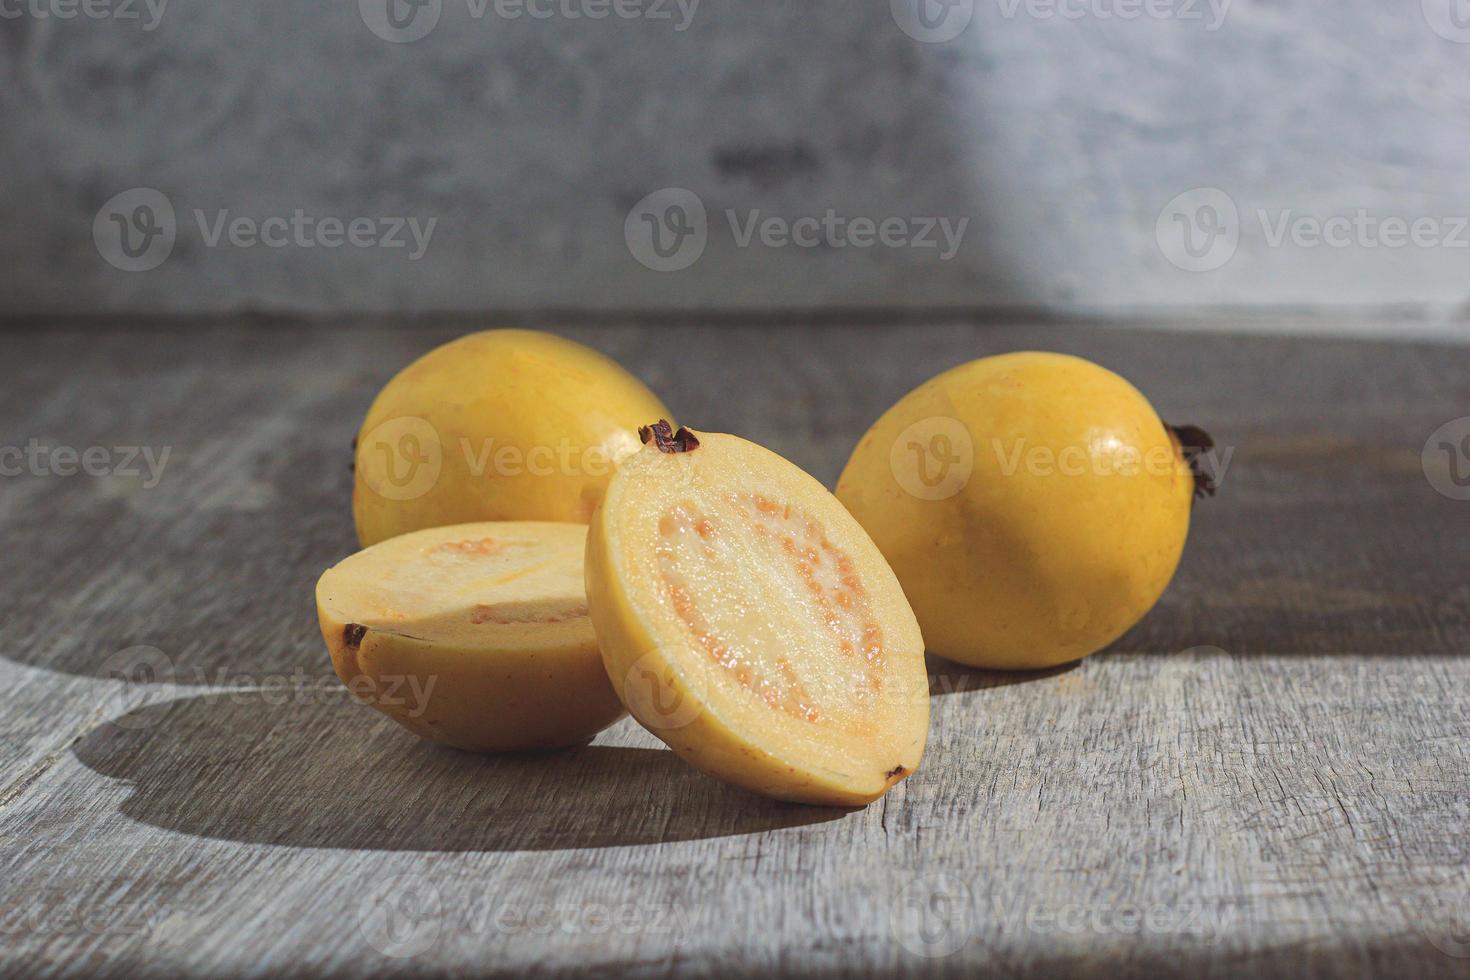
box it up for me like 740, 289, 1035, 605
71, 693, 850, 852
925, 652, 1080, 696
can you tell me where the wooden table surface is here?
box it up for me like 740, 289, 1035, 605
3, 316, 1469, 978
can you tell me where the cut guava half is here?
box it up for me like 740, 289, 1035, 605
586, 424, 929, 805
316, 521, 624, 752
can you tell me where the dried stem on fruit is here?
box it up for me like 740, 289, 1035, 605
1166, 423, 1217, 499
639, 420, 701, 453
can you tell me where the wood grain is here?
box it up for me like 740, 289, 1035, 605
1, 316, 1468, 978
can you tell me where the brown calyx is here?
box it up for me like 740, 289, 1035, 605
885, 765, 908, 780
343, 623, 368, 649
1166, 423, 1217, 500
639, 419, 701, 453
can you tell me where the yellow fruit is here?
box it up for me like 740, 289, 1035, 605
353, 329, 670, 547
316, 521, 624, 751
586, 422, 929, 806
836, 352, 1211, 671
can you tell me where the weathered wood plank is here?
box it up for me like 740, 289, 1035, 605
1, 317, 1468, 978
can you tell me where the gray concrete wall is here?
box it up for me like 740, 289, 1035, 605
5, 0, 1470, 323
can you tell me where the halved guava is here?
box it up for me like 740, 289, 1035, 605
316, 521, 624, 751
586, 423, 929, 806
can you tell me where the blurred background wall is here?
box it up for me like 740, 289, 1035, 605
4, 0, 1470, 330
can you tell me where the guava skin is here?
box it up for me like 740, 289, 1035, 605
352, 329, 671, 548
836, 352, 1198, 670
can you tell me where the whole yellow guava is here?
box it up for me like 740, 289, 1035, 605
836, 352, 1209, 670
353, 329, 670, 547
